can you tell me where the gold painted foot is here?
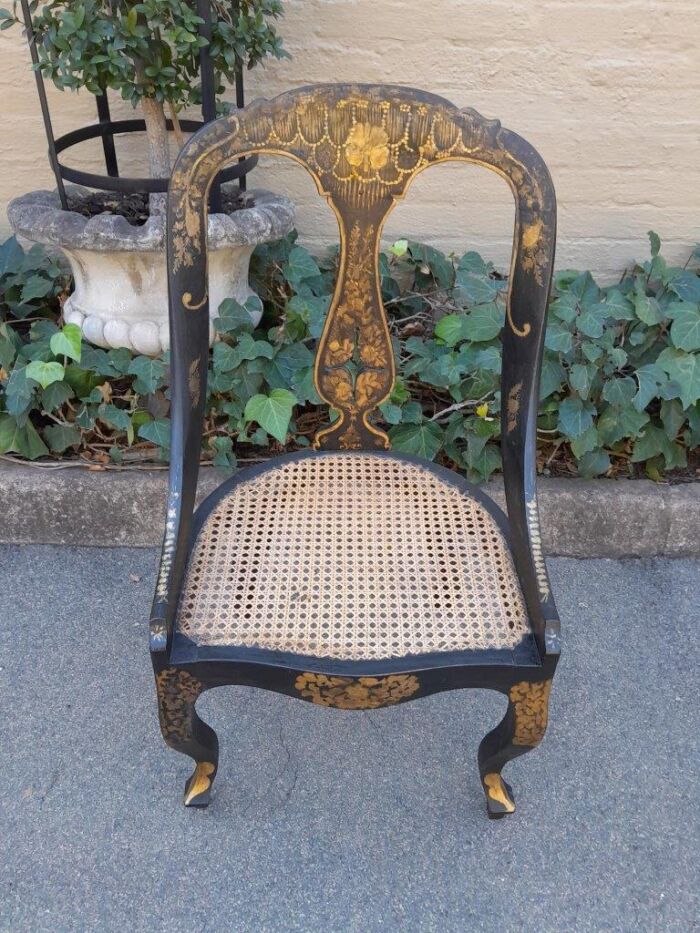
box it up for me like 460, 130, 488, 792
184, 761, 217, 808
482, 772, 516, 819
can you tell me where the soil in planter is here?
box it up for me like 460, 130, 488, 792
67, 188, 255, 226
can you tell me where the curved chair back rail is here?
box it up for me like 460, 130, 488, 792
154, 83, 558, 657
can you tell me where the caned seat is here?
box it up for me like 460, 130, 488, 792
176, 453, 530, 659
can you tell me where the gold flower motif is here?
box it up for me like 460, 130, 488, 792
326, 335, 354, 365
295, 673, 420, 709
510, 679, 552, 746
345, 123, 390, 175
323, 370, 354, 404
355, 369, 387, 408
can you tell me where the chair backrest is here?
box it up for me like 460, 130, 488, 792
167, 83, 556, 456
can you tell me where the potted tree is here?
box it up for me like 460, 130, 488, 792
5, 0, 295, 355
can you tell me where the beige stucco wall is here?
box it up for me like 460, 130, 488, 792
1, 0, 698, 280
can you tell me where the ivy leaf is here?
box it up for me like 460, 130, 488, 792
581, 341, 604, 362
379, 401, 403, 425
409, 242, 455, 288
63, 365, 103, 399
389, 239, 409, 257
667, 303, 700, 351
0, 323, 20, 369
545, 321, 573, 353
577, 305, 609, 339
570, 424, 599, 458
0, 414, 48, 459
214, 297, 257, 334
237, 333, 275, 362
549, 292, 578, 323
287, 294, 329, 338
602, 376, 636, 408
0, 413, 22, 454
4, 366, 34, 421
455, 270, 500, 305
213, 341, 242, 374
633, 286, 662, 326
106, 347, 133, 375
229, 363, 264, 401
577, 449, 611, 477
460, 303, 504, 342
0, 237, 24, 277
44, 423, 81, 453
400, 400, 424, 424
434, 314, 465, 347
137, 418, 171, 450
290, 367, 320, 405
608, 346, 628, 369
569, 363, 595, 400
669, 270, 700, 304
49, 323, 82, 362
539, 356, 565, 399
41, 380, 73, 412
284, 246, 321, 286
557, 397, 595, 439
211, 435, 236, 469
79, 345, 119, 377
474, 346, 501, 374
244, 389, 297, 444
20, 274, 54, 303
602, 288, 635, 320
656, 348, 700, 408
25, 360, 65, 390
99, 403, 134, 444
633, 364, 667, 412
569, 270, 600, 306
388, 421, 444, 461
127, 356, 167, 394
660, 399, 685, 440
631, 424, 673, 465
274, 342, 314, 383
597, 405, 649, 445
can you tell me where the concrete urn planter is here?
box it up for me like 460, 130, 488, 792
8, 185, 295, 356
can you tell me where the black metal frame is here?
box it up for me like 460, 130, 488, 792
151, 84, 562, 819
19, 0, 256, 210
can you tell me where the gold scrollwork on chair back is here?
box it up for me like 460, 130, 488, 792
169, 85, 556, 450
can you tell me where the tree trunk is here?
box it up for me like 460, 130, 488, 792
141, 94, 171, 180
134, 60, 171, 216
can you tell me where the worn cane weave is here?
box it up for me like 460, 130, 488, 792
176, 454, 530, 659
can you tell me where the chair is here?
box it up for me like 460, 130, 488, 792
150, 83, 561, 818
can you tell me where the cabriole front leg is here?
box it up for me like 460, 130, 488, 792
155, 666, 219, 807
478, 679, 552, 819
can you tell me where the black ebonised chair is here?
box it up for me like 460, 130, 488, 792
150, 84, 561, 818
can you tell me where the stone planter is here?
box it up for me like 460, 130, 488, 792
8, 184, 294, 356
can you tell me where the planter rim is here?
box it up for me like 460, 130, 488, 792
7, 183, 295, 253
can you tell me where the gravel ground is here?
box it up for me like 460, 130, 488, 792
0, 546, 698, 932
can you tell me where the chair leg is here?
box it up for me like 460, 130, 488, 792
478, 679, 552, 819
155, 666, 220, 808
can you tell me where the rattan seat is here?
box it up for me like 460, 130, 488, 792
176, 453, 531, 660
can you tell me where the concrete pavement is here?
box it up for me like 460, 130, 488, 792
0, 547, 698, 932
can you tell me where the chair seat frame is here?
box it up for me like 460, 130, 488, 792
150, 84, 561, 818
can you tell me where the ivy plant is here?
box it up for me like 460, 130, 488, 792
0, 231, 699, 481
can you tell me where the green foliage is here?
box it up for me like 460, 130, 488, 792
4, 0, 288, 107
0, 231, 699, 483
